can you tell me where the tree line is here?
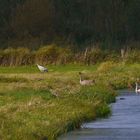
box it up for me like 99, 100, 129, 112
0, 0, 140, 49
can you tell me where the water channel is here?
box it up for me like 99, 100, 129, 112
59, 90, 140, 140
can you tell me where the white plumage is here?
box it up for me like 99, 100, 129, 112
79, 72, 95, 86
135, 82, 140, 94
37, 64, 48, 72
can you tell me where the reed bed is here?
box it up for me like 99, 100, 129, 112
0, 45, 140, 66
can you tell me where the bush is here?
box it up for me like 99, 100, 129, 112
36, 45, 74, 65
84, 46, 106, 65
36, 44, 61, 65
58, 47, 73, 64
97, 61, 117, 73
0, 47, 31, 66
125, 49, 140, 64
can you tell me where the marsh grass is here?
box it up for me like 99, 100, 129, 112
0, 63, 140, 140
0, 87, 115, 140
0, 64, 98, 74
0, 75, 28, 83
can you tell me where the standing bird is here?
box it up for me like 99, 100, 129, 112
79, 72, 95, 86
37, 64, 48, 72
135, 82, 140, 94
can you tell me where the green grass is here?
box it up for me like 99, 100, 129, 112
0, 87, 115, 140
0, 64, 98, 73
0, 76, 28, 83
0, 66, 38, 73
0, 62, 140, 140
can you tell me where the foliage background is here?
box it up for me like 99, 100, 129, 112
0, 0, 139, 49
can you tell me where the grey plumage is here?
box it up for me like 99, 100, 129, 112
79, 72, 95, 86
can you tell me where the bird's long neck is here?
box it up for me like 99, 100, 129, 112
79, 75, 83, 82
136, 83, 138, 92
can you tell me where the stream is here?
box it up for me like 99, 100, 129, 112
59, 90, 140, 140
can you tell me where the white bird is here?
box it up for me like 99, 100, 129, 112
135, 82, 140, 94
37, 64, 48, 72
79, 72, 95, 86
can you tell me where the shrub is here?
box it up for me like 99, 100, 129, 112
83, 46, 107, 65
90, 47, 105, 63
58, 47, 73, 64
36, 44, 61, 65
125, 49, 140, 64
0, 47, 31, 66
97, 61, 117, 73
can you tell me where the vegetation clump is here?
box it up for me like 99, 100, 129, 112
0, 45, 140, 66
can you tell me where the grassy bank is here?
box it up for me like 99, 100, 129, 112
0, 62, 140, 140
0, 87, 115, 140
